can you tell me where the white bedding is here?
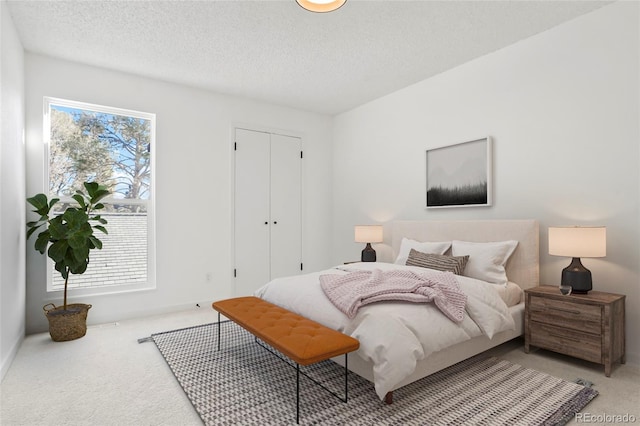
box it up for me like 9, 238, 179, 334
255, 262, 516, 400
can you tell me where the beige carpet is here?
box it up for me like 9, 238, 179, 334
1, 307, 638, 425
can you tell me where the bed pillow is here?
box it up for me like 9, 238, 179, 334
394, 238, 451, 265
451, 240, 518, 285
496, 282, 525, 307
405, 249, 469, 275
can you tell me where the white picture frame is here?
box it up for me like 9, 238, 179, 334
426, 137, 493, 208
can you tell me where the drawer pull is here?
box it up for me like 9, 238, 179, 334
550, 307, 581, 315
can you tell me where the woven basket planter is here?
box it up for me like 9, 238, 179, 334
43, 303, 92, 342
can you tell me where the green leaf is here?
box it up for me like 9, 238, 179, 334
94, 203, 105, 210
72, 194, 87, 209
83, 182, 98, 195
94, 225, 108, 234
90, 189, 110, 205
91, 216, 108, 225
69, 261, 88, 275
27, 194, 50, 216
72, 245, 90, 264
26, 219, 47, 239
34, 231, 50, 254
64, 248, 86, 273
27, 193, 47, 209
84, 181, 110, 203
48, 240, 69, 262
48, 216, 67, 240
68, 233, 88, 250
63, 209, 89, 229
26, 225, 42, 240
48, 198, 60, 209
88, 236, 103, 250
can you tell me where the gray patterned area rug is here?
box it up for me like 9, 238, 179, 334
150, 321, 597, 426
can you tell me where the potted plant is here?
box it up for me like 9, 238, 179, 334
26, 181, 110, 342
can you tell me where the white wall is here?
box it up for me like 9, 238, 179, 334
24, 54, 334, 334
332, 2, 640, 364
0, 0, 26, 380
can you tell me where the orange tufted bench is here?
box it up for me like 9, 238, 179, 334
212, 296, 359, 423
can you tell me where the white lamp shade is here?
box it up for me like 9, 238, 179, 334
354, 225, 383, 243
549, 226, 606, 258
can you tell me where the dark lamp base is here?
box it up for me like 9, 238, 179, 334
561, 257, 592, 294
361, 243, 377, 262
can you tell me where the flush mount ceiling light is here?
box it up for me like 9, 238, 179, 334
296, 0, 346, 13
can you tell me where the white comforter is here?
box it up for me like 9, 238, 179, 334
255, 262, 515, 400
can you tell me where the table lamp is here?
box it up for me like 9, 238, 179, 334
354, 225, 383, 262
548, 226, 606, 294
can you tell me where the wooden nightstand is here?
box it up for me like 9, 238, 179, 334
524, 285, 625, 377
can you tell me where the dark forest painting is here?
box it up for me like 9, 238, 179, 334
426, 137, 492, 208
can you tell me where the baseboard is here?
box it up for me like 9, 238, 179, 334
1, 334, 24, 382
85, 299, 217, 327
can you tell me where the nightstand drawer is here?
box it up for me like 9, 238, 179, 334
530, 322, 602, 364
529, 296, 601, 334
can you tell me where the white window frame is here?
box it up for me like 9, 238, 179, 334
43, 96, 156, 296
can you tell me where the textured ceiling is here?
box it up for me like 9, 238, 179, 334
7, 0, 610, 115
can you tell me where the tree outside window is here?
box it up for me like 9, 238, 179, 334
46, 99, 154, 291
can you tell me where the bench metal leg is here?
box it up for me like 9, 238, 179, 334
296, 363, 300, 424
217, 312, 221, 351
344, 353, 348, 402
295, 354, 348, 424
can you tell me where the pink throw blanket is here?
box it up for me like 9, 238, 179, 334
319, 269, 467, 321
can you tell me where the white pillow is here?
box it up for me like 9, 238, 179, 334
394, 238, 451, 265
451, 240, 518, 285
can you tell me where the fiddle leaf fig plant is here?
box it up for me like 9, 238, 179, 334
27, 182, 110, 310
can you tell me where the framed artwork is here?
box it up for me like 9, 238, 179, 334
426, 137, 492, 208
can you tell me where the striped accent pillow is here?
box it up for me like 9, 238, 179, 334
405, 249, 469, 275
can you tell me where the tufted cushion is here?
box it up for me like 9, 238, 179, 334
405, 249, 469, 275
212, 296, 360, 366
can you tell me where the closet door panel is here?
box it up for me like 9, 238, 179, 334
270, 134, 302, 280
234, 128, 271, 296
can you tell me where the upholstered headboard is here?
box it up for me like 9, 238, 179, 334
391, 220, 540, 289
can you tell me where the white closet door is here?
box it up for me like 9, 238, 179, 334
234, 128, 271, 296
270, 134, 302, 280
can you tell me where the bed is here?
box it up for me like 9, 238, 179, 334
255, 220, 539, 402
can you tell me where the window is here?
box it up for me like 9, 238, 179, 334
44, 97, 155, 294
